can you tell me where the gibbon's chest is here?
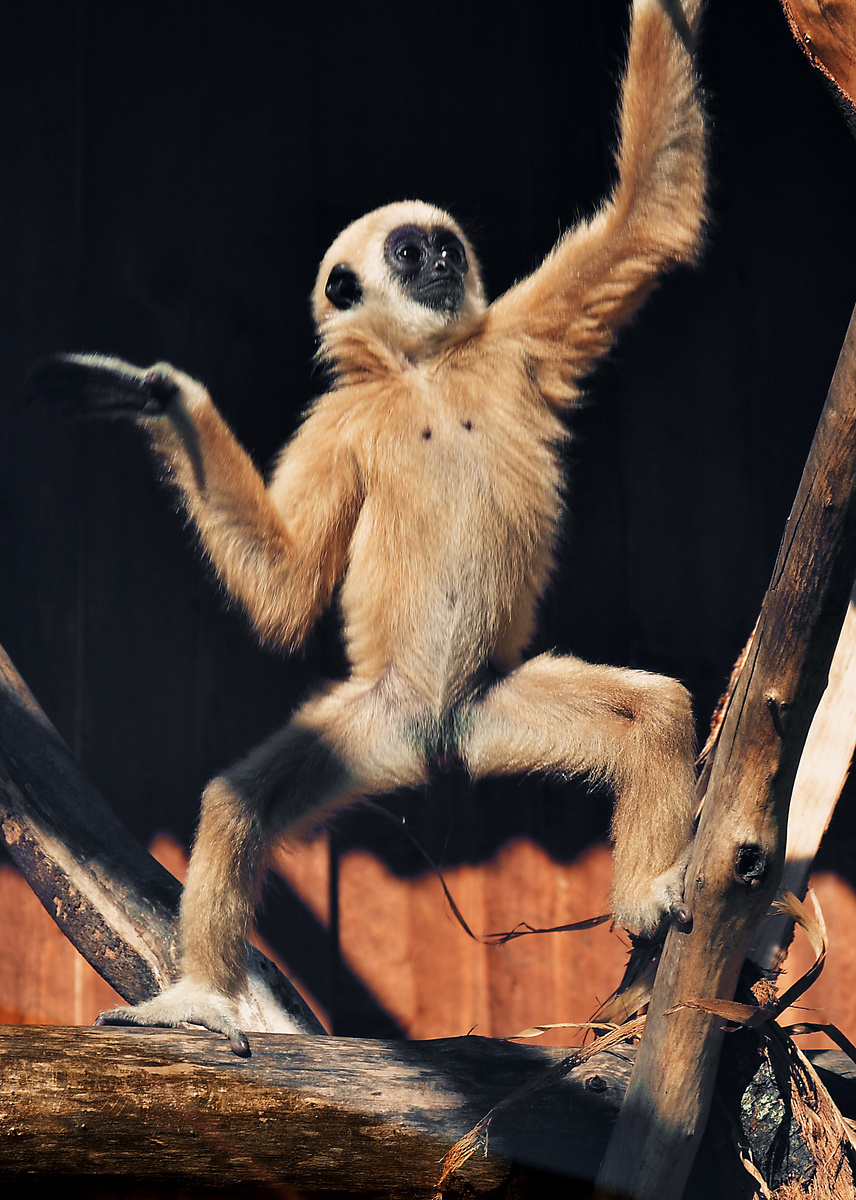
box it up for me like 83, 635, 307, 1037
354, 366, 564, 525
338, 365, 565, 675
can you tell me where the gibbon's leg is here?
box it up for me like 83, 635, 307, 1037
459, 653, 697, 936
96, 672, 429, 1052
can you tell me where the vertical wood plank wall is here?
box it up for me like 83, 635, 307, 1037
3, 834, 855, 1047
0, 833, 627, 1043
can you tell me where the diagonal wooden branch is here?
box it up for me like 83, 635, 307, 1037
0, 644, 324, 1036
595, 298, 856, 1200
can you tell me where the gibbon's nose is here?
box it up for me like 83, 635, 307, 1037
433, 257, 448, 272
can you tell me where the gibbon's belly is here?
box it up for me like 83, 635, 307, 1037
341, 410, 561, 704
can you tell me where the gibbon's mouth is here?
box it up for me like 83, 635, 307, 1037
417, 280, 464, 312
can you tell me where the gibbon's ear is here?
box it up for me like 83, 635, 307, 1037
324, 264, 363, 311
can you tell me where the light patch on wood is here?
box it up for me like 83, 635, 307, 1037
752, 595, 856, 970
785, 598, 856, 865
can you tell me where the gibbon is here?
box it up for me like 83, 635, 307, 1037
35, 0, 705, 1053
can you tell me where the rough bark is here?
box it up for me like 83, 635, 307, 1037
3, 1025, 855, 1196
0, 1025, 631, 1195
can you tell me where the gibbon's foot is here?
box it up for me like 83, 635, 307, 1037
29, 353, 179, 419
614, 853, 692, 938
94, 980, 252, 1057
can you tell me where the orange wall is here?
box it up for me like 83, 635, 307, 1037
3, 834, 854, 1052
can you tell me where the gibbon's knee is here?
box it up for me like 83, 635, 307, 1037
607, 672, 698, 930
293, 676, 430, 796
217, 676, 430, 840
466, 657, 695, 784
176, 729, 356, 995
222, 722, 357, 838
457, 655, 698, 933
177, 731, 356, 997
600, 670, 697, 822
177, 683, 431, 993
610, 672, 696, 774
634, 673, 695, 746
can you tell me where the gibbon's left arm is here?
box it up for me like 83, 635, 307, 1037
486, 0, 705, 406
33, 355, 362, 649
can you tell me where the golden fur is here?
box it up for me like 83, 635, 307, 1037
87, 0, 705, 1047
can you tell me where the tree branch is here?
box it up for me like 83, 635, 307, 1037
595, 299, 856, 1199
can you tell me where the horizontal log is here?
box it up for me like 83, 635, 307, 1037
0, 1026, 631, 1194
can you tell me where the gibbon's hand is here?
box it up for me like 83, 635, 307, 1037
94, 978, 252, 1057
29, 353, 179, 420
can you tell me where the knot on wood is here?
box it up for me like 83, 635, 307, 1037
734, 843, 767, 888
765, 692, 787, 738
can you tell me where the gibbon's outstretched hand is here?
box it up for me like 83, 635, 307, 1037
35, 0, 705, 1052
32, 354, 180, 418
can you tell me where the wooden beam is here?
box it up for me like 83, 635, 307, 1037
595, 300, 856, 1200
0, 1026, 631, 1194
0, 644, 324, 1036
3, 1024, 853, 1196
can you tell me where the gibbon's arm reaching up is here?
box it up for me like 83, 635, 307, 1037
40, 356, 363, 649
486, 0, 705, 407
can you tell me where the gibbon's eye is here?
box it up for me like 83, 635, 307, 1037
395, 240, 423, 262
433, 231, 468, 274
325, 263, 363, 310
384, 225, 428, 280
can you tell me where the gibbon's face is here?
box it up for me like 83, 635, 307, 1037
312, 200, 486, 362
382, 225, 469, 314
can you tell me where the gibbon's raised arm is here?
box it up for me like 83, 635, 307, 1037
35, 355, 362, 649
486, 0, 705, 407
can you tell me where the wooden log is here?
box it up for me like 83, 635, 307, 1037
2, 1024, 852, 1196
0, 644, 324, 1036
595, 300, 856, 1200
0, 1026, 632, 1194
779, 0, 856, 120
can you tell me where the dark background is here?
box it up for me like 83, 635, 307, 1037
2, 0, 856, 1032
